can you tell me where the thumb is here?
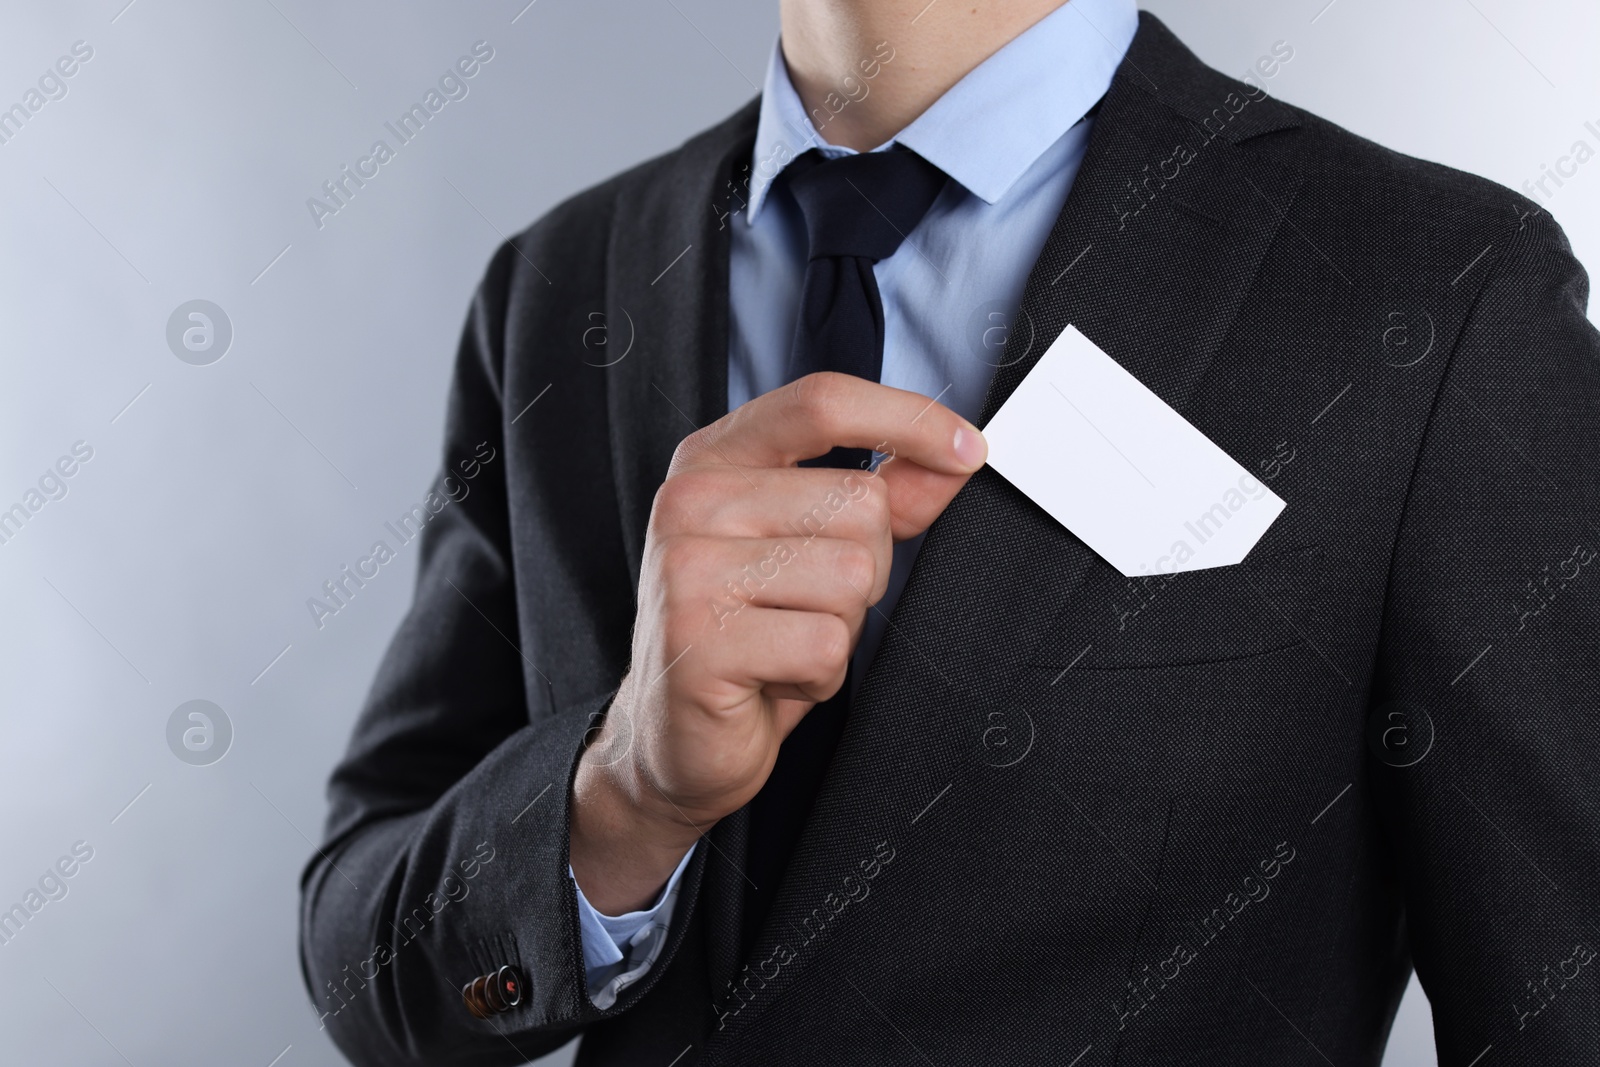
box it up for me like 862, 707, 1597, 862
878, 456, 982, 541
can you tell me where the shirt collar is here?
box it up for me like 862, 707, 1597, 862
744, 0, 1139, 223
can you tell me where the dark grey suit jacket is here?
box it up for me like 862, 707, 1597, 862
300, 13, 1600, 1065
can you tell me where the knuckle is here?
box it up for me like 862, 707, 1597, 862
813, 615, 852, 674
792, 371, 850, 426
651, 471, 714, 534
654, 535, 697, 577
836, 540, 876, 594
668, 428, 704, 473
668, 419, 733, 477
649, 480, 688, 533
858, 477, 891, 528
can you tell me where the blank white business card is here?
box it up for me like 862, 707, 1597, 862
983, 324, 1284, 577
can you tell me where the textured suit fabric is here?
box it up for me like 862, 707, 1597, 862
299, 13, 1600, 1066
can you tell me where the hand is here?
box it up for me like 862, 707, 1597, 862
569, 373, 986, 913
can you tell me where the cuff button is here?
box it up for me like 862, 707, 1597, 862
496, 965, 525, 1009
462, 966, 525, 1018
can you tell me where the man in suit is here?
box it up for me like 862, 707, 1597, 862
300, 1, 1600, 1063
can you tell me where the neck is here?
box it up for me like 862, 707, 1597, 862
778, 0, 1072, 151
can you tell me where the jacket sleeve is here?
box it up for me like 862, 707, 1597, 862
298, 237, 705, 1065
1372, 206, 1600, 1063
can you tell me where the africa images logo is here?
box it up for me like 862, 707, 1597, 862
0, 40, 94, 148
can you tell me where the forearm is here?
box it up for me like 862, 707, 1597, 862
303, 711, 599, 1066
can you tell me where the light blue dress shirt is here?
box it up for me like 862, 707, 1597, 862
570, 0, 1139, 1005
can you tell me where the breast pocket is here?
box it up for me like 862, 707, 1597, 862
1028, 544, 1321, 670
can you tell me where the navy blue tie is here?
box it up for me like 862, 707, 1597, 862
741, 146, 947, 953
785, 146, 949, 468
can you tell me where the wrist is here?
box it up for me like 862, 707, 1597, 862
569, 737, 701, 915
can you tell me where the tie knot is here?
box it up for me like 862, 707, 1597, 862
785, 147, 948, 263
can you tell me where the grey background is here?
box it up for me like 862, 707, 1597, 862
0, 1, 1593, 1064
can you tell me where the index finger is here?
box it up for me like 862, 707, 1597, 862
682, 372, 987, 474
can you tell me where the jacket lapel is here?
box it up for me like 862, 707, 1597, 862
705, 13, 1304, 1054
605, 101, 758, 579
908, 18, 1306, 691
602, 102, 759, 1008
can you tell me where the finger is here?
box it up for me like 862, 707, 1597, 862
654, 466, 892, 564
870, 452, 978, 542
663, 534, 887, 619
694, 607, 852, 705
677, 372, 986, 475
658, 423, 971, 544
